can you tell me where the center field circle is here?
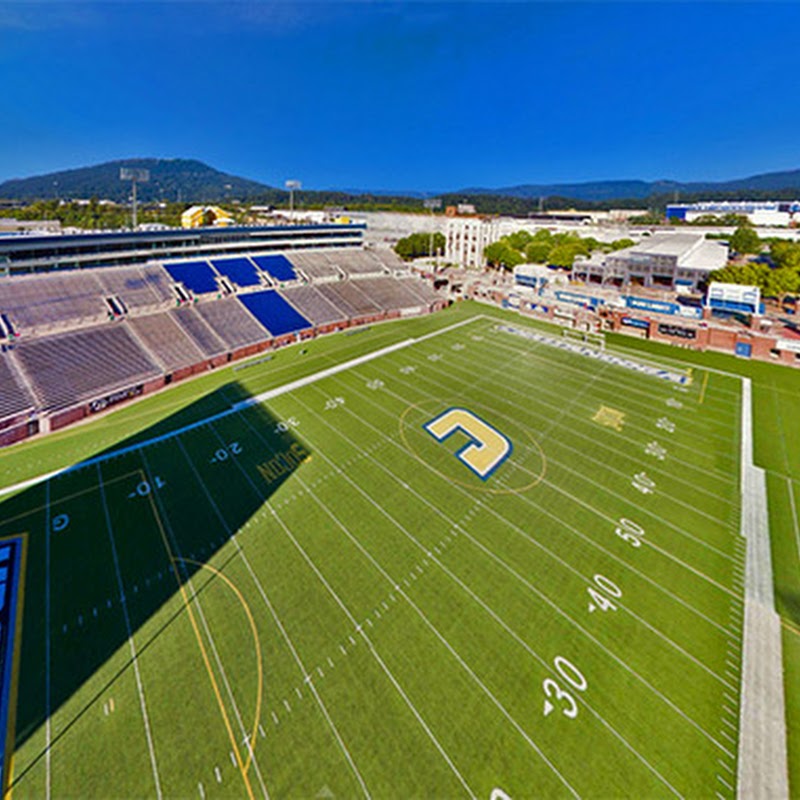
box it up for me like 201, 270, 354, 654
398, 399, 546, 495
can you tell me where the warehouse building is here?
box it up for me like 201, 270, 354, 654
666, 200, 800, 226
571, 232, 728, 291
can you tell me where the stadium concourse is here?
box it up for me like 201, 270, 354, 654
0, 247, 444, 447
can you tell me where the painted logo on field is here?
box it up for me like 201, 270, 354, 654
423, 408, 512, 481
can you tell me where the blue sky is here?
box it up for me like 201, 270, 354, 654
1, 1, 799, 191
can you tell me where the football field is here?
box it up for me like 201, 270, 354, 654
1, 313, 746, 798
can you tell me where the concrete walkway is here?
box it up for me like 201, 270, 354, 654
737, 377, 789, 799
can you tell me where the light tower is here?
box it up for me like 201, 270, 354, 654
120, 168, 150, 230
424, 197, 441, 266
285, 179, 302, 220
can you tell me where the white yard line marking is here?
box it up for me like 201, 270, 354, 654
293, 387, 735, 760
142, 448, 271, 800
96, 464, 162, 800
175, 435, 371, 799
324, 372, 734, 642
259, 405, 677, 796
44, 480, 52, 800
787, 477, 800, 564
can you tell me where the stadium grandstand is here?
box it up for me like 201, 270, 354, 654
0, 223, 365, 276
0, 237, 445, 445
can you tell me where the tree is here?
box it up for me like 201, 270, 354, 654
610, 238, 635, 251
729, 226, 761, 255
547, 243, 585, 268
505, 230, 533, 251
524, 241, 551, 263
484, 241, 524, 269
771, 240, 800, 270
394, 232, 445, 261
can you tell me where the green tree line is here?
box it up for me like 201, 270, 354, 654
483, 229, 635, 270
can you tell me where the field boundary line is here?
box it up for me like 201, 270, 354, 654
44, 481, 51, 800
286, 390, 697, 789
430, 334, 737, 493
0, 317, 481, 500
234, 413, 579, 798
399, 346, 739, 562
174, 432, 371, 798
787, 478, 800, 564
736, 378, 789, 800
96, 465, 163, 800
178, 558, 263, 777
328, 367, 735, 637
203, 420, 469, 798
137, 461, 262, 800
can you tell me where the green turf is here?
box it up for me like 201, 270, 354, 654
0, 306, 764, 798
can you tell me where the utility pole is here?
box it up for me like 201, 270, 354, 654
120, 168, 150, 230
424, 197, 441, 268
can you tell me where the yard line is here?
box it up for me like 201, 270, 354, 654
329, 371, 734, 635
375, 354, 737, 563
291, 388, 737, 756
478, 324, 729, 443
139, 453, 268, 800
173, 437, 371, 800
451, 325, 738, 482
96, 464, 162, 800
44, 480, 52, 800
266, 503, 482, 800
786, 477, 800, 564
237, 419, 589, 797
471, 329, 737, 448
406, 345, 738, 508
201, 422, 479, 800
254, 408, 685, 794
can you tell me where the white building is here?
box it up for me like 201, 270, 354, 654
445, 217, 501, 268
571, 232, 728, 291
667, 200, 800, 227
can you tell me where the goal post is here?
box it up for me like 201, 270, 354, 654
562, 328, 605, 351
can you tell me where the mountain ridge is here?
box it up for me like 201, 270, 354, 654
3, 159, 800, 205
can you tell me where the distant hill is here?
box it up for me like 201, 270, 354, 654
462, 169, 800, 202
0, 158, 275, 203
4, 158, 800, 210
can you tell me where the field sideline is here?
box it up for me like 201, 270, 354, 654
0, 302, 797, 797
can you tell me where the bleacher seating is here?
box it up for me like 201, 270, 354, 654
128, 312, 205, 372
0, 272, 106, 331
328, 249, 387, 277
279, 285, 348, 326
171, 307, 227, 357
238, 290, 312, 336
355, 277, 429, 311
251, 254, 297, 283
97, 266, 172, 311
210, 257, 262, 288
141, 265, 177, 302
0, 247, 444, 444
14, 324, 161, 411
0, 352, 35, 421
373, 248, 410, 272
316, 281, 380, 317
286, 252, 342, 282
163, 260, 220, 295
195, 298, 270, 349
402, 276, 440, 305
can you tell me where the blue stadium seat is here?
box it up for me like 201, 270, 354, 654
164, 261, 219, 295
238, 290, 311, 336
251, 254, 297, 283
210, 257, 261, 288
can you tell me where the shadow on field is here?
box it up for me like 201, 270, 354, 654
0, 381, 310, 788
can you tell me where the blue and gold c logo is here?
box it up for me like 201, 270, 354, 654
423, 407, 512, 481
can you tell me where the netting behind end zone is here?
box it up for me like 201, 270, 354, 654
497, 324, 691, 385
